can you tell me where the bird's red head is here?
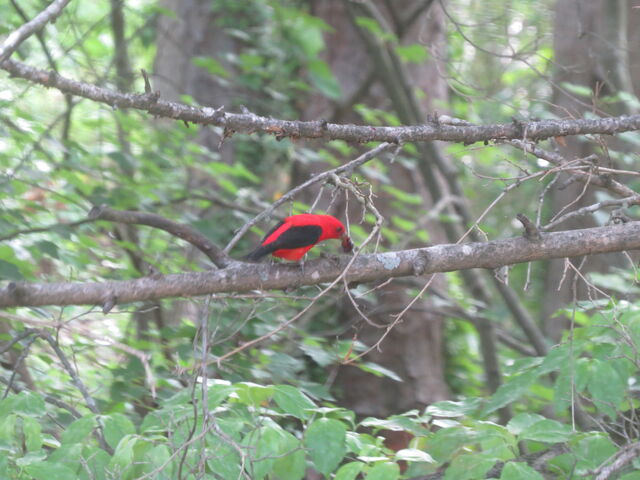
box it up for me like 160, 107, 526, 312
316, 215, 353, 253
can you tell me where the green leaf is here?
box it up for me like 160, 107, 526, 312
519, 419, 572, 443
23, 416, 42, 451
79, 448, 110, 480
207, 383, 236, 409
395, 44, 429, 63
192, 56, 229, 78
308, 59, 342, 99
0, 246, 25, 280
273, 385, 316, 419
358, 362, 402, 382
146, 443, 170, 464
481, 370, 539, 415
444, 454, 496, 480
560, 82, 592, 97
34, 240, 60, 259
24, 461, 77, 480
304, 418, 347, 475
506, 413, 546, 435
366, 462, 400, 480
102, 413, 136, 449
426, 399, 481, 418
107, 151, 135, 174
571, 434, 617, 473
536, 345, 571, 375
395, 448, 435, 463
15, 450, 47, 466
426, 427, 470, 462
354, 17, 396, 42
0, 413, 16, 445
61, 415, 96, 445
0, 453, 7, 479
47, 443, 83, 471
272, 430, 305, 480
499, 462, 544, 480
108, 434, 137, 473
248, 425, 284, 480
335, 461, 365, 480
10, 391, 45, 416
235, 382, 274, 406
587, 360, 627, 417
359, 415, 428, 436
620, 472, 640, 480
552, 366, 572, 414
207, 438, 241, 480
300, 339, 334, 367
381, 185, 423, 205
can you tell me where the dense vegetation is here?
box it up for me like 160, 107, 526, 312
1, 1, 640, 479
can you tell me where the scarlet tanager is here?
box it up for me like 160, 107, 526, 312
245, 214, 354, 262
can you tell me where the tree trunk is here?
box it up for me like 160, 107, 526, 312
304, 0, 450, 416
544, 0, 637, 339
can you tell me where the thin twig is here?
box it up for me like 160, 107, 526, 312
39, 330, 112, 454
2, 334, 38, 400
0, 219, 91, 242
542, 195, 640, 231
0, 328, 39, 356
593, 432, 640, 478
506, 139, 636, 197
0, 0, 72, 63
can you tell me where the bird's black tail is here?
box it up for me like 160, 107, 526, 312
243, 245, 273, 262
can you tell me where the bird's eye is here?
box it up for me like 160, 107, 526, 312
337, 226, 343, 232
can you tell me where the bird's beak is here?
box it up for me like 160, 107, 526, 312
341, 233, 354, 253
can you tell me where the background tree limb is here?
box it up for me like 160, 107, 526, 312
2, 58, 640, 145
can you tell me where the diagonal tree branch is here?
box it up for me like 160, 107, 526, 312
0, 0, 73, 63
2, 222, 640, 308
593, 441, 640, 480
88, 205, 233, 268
2, 58, 640, 144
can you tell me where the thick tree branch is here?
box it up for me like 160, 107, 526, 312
0, 0, 72, 63
2, 58, 640, 144
2, 222, 640, 308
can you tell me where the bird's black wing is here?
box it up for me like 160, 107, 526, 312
267, 224, 323, 249
259, 220, 285, 243
244, 224, 322, 261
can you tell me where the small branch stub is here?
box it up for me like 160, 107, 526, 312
102, 295, 117, 314
412, 251, 428, 276
516, 213, 542, 241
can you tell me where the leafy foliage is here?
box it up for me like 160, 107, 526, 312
1, 0, 640, 479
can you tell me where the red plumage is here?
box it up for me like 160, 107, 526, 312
245, 214, 353, 262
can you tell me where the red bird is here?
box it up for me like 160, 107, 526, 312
245, 214, 353, 262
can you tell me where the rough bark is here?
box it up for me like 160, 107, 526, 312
2, 221, 639, 308
2, 57, 639, 144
